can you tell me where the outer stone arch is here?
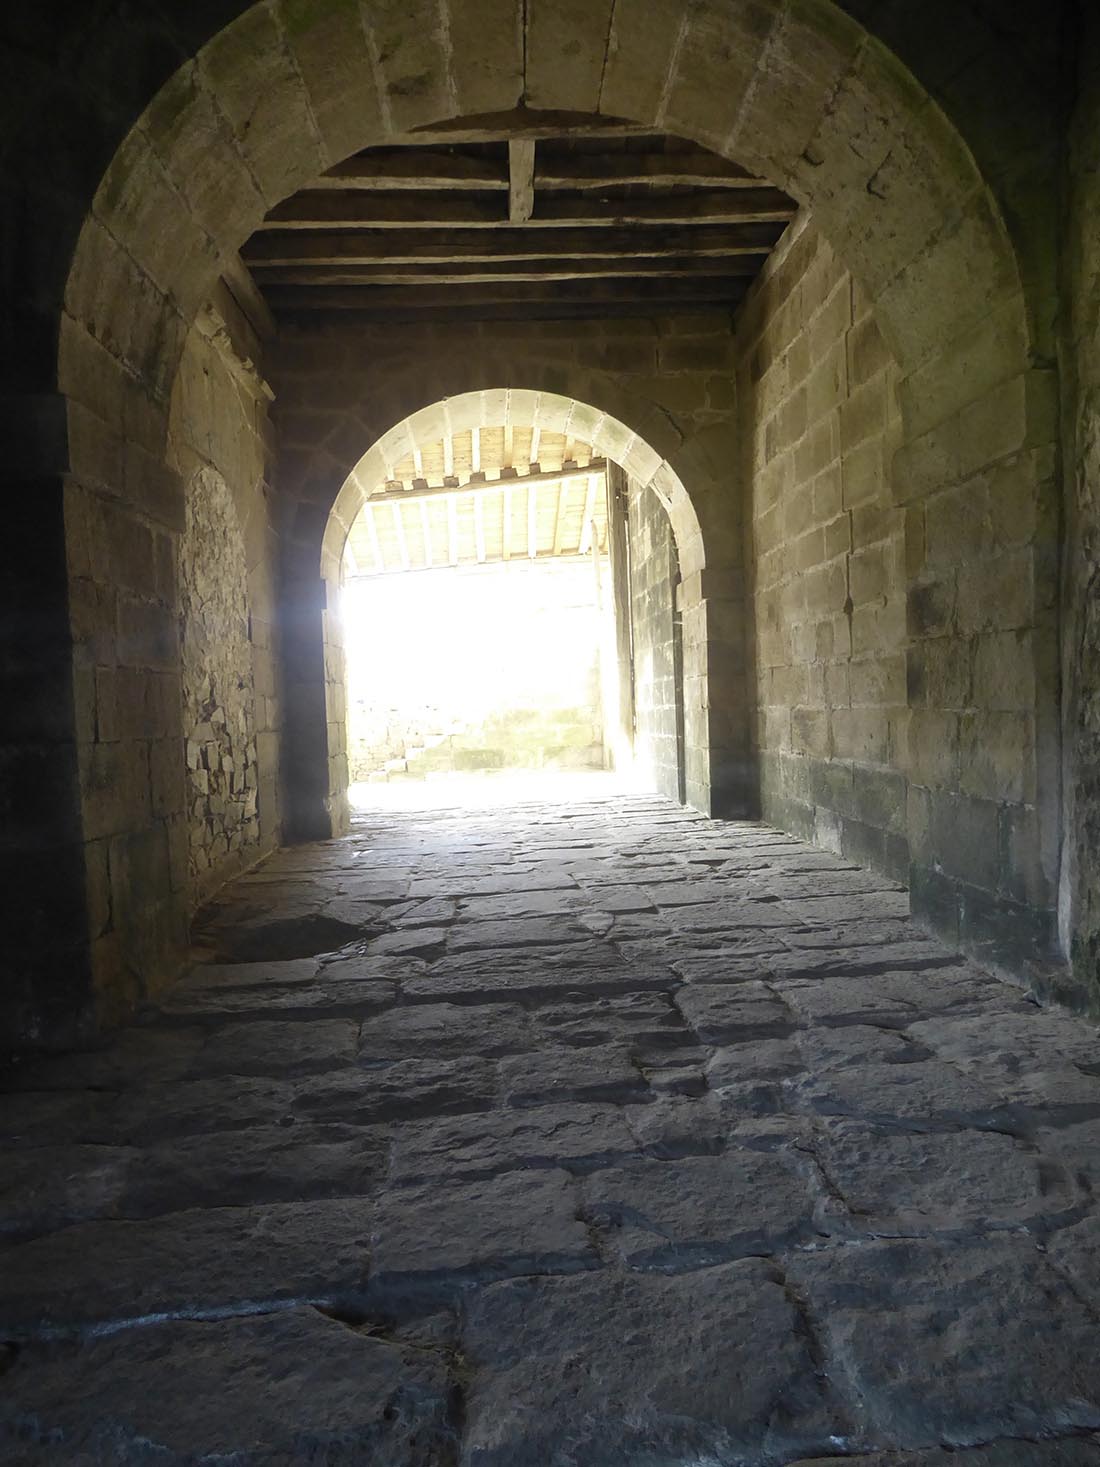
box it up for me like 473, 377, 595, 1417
46, 0, 1055, 1030
283, 382, 747, 838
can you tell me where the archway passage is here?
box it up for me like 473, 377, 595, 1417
5, 2, 1066, 1052
298, 388, 734, 839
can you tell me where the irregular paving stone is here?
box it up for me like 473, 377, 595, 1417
705, 1037, 803, 1087
788, 1237, 1100, 1449
0, 1089, 119, 1147
295, 1055, 499, 1124
810, 1121, 1076, 1235
175, 956, 322, 989
499, 1043, 648, 1106
581, 1150, 816, 1266
530, 991, 686, 1048
787, 1059, 1010, 1127
459, 1261, 841, 1464
204, 912, 369, 961
1047, 1215, 1100, 1310
447, 915, 592, 950
106, 1075, 298, 1144
789, 1446, 1100, 1465
796, 1023, 933, 1071
389, 1103, 638, 1183
368, 927, 450, 958
161, 977, 399, 1019
0, 1199, 373, 1336
0, 1143, 136, 1241
387, 895, 460, 927
779, 970, 991, 1029
369, 1169, 595, 1302
0, 1307, 454, 1465
908, 1010, 1100, 1075
783, 891, 912, 923
458, 890, 587, 920
405, 949, 674, 1003
674, 980, 793, 1042
190, 1019, 360, 1077
409, 868, 576, 898
126, 1124, 390, 1215
358, 1003, 532, 1060
7, 1028, 207, 1092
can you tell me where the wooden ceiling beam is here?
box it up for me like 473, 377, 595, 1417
259, 187, 795, 230
243, 222, 786, 265
534, 155, 768, 189
399, 108, 652, 143
262, 278, 747, 313
315, 150, 507, 190
251, 255, 768, 286
268, 296, 746, 323
366, 460, 607, 506
508, 139, 536, 224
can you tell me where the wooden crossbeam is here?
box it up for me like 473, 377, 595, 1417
534, 154, 768, 189
260, 187, 795, 230
390, 501, 410, 570
471, 426, 481, 474
366, 460, 607, 507
509, 140, 536, 224
244, 222, 785, 265
579, 474, 599, 555
263, 278, 747, 313
316, 150, 507, 190
365, 504, 384, 573
551, 480, 571, 555
420, 501, 433, 568
253, 256, 768, 287
529, 425, 541, 467
400, 109, 652, 143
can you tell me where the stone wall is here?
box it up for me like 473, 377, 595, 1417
1061, 17, 1100, 1010
168, 293, 280, 906
627, 479, 683, 802
271, 313, 750, 830
737, 218, 907, 880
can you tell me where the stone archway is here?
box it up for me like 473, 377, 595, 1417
47, 0, 1053, 1029
287, 386, 738, 840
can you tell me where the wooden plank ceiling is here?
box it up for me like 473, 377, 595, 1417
242, 112, 798, 322
345, 427, 607, 576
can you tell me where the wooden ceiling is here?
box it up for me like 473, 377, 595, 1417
345, 464, 608, 577
242, 112, 798, 322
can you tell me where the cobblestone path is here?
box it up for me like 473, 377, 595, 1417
3, 794, 1100, 1464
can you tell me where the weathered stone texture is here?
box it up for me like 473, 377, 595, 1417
5, 794, 1100, 1459
627, 477, 682, 801
738, 217, 907, 883
169, 303, 279, 904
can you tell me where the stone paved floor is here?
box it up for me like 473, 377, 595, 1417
3, 793, 1100, 1464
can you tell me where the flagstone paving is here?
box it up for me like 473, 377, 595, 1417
3, 793, 1100, 1464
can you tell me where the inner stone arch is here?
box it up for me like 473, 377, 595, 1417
292, 387, 745, 840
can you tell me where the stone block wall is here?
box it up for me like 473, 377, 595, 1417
627, 479, 683, 802
737, 218, 908, 880
270, 312, 751, 829
1062, 17, 1100, 1011
167, 294, 280, 905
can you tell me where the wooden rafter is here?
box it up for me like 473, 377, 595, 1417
508, 140, 536, 224
244, 222, 785, 266
261, 186, 795, 230
366, 459, 606, 506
